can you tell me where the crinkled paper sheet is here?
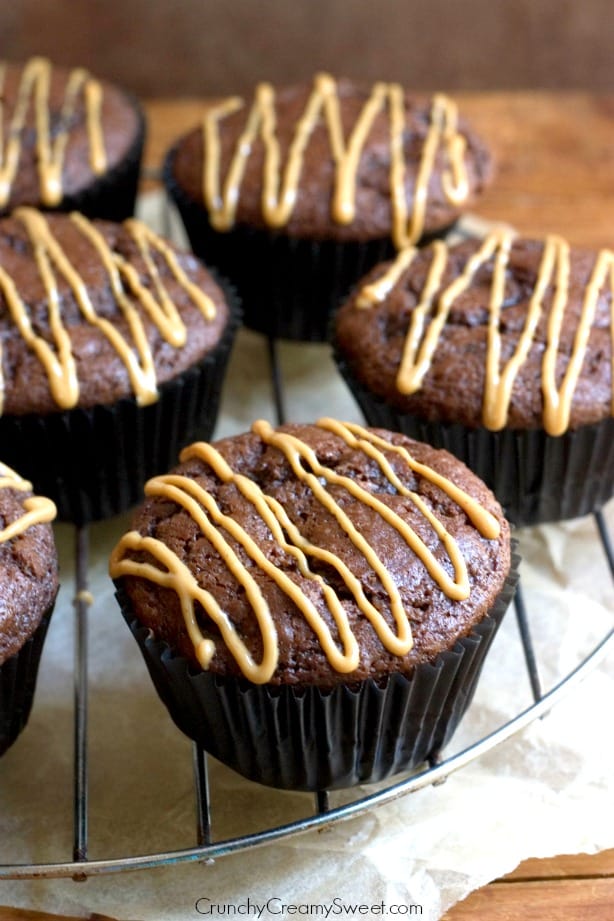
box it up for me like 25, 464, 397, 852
0, 198, 612, 921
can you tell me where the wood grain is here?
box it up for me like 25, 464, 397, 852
505, 849, 614, 881
142, 91, 614, 251
443, 878, 614, 921
5, 90, 614, 921
0, 909, 123, 921
142, 90, 614, 921
458, 92, 614, 250
5, 0, 614, 97
4, 851, 614, 921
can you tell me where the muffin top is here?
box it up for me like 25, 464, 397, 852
169, 73, 492, 245
110, 419, 511, 688
0, 462, 58, 665
335, 230, 614, 433
0, 207, 231, 415
0, 56, 142, 214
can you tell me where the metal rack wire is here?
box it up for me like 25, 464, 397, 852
0, 334, 612, 882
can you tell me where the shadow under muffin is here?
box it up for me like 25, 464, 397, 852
111, 419, 516, 790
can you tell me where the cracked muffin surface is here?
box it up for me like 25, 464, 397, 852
113, 421, 511, 687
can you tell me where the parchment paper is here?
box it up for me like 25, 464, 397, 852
0, 198, 611, 921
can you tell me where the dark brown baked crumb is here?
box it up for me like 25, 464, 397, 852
171, 77, 493, 242
118, 423, 511, 687
335, 237, 613, 430
0, 59, 141, 214
0, 212, 231, 415
0, 483, 59, 665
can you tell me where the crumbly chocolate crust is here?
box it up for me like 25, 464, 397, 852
335, 237, 613, 430
0, 212, 230, 415
118, 423, 511, 688
0, 60, 141, 214
0, 483, 58, 665
171, 78, 492, 242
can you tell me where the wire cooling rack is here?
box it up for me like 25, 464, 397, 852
0, 333, 612, 882
1, 194, 613, 880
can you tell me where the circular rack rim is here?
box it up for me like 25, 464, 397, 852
1, 201, 612, 880
1, 548, 612, 880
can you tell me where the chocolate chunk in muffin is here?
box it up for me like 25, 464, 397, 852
112, 419, 510, 686
0, 207, 238, 522
164, 73, 493, 341
0, 56, 145, 220
334, 230, 614, 523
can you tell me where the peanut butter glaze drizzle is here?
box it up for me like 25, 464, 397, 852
0, 462, 56, 542
109, 419, 501, 684
202, 73, 469, 248
0, 57, 107, 208
357, 229, 614, 436
0, 207, 217, 413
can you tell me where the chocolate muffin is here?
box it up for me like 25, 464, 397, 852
0, 207, 239, 523
164, 73, 492, 341
334, 229, 614, 525
0, 462, 58, 756
0, 56, 145, 221
111, 419, 516, 790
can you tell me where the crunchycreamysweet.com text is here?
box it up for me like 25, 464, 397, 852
195, 897, 424, 917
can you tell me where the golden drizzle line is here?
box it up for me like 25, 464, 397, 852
0, 56, 107, 208
0, 207, 217, 413
202, 73, 469, 248
0, 462, 56, 542
109, 419, 501, 684
357, 230, 614, 436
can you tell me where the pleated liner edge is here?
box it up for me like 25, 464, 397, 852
0, 599, 56, 757
117, 548, 519, 792
0, 281, 241, 525
333, 349, 614, 528
163, 144, 457, 343
47, 93, 146, 223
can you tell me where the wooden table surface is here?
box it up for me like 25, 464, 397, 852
5, 91, 614, 921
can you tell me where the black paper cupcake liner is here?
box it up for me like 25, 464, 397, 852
116, 549, 519, 792
164, 145, 458, 343
0, 95, 148, 223
54, 94, 146, 223
0, 292, 241, 525
0, 601, 56, 757
333, 350, 614, 527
